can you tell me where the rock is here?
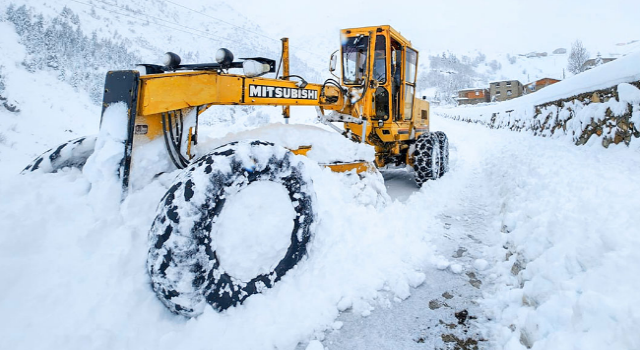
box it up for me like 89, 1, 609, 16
442, 291, 454, 299
455, 310, 469, 325
429, 299, 443, 310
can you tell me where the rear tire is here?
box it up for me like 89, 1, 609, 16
147, 140, 316, 317
22, 136, 96, 173
434, 131, 449, 175
413, 132, 441, 187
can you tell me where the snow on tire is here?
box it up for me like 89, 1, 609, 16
434, 131, 449, 175
147, 140, 316, 317
22, 136, 97, 173
412, 132, 441, 187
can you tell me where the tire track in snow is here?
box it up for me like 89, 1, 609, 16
312, 117, 506, 350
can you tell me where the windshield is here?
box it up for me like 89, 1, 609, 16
342, 35, 369, 85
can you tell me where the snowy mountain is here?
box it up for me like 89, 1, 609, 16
0, 0, 332, 171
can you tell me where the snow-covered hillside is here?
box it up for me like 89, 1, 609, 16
418, 40, 640, 104
0, 0, 332, 170
434, 50, 640, 149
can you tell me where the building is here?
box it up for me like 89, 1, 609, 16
489, 80, 523, 102
582, 57, 616, 71
524, 78, 561, 94
456, 88, 490, 105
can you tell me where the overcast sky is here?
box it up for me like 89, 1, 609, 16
237, 0, 640, 55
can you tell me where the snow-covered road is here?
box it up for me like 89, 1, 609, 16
1, 113, 639, 350
314, 115, 640, 350
319, 120, 500, 349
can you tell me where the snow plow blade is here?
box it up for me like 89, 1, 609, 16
100, 70, 140, 192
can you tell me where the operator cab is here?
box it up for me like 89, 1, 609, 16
339, 25, 419, 124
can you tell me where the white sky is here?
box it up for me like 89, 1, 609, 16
236, 0, 640, 55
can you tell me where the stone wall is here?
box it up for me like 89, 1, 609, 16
441, 81, 640, 148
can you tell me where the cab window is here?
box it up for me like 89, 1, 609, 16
405, 48, 417, 84
342, 35, 369, 85
372, 35, 386, 83
403, 48, 418, 120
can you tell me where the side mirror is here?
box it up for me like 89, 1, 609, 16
329, 50, 338, 72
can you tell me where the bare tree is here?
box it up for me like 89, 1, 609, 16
567, 40, 589, 75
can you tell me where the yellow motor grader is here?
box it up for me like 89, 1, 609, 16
24, 25, 449, 317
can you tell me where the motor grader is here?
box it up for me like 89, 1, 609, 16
24, 25, 449, 317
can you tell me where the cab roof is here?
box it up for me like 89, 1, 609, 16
340, 25, 412, 48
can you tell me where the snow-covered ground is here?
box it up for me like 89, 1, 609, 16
2, 2, 640, 349
2, 106, 640, 349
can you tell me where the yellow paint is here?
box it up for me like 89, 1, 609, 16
289, 146, 371, 173
322, 161, 374, 174
289, 146, 311, 156
138, 73, 243, 115
128, 25, 433, 173
134, 114, 164, 140
137, 72, 346, 116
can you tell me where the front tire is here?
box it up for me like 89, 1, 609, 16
147, 140, 316, 317
413, 132, 441, 187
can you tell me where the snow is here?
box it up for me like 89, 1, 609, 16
0, 22, 97, 174
2, 1, 640, 349
0, 132, 440, 349
305, 340, 325, 350
462, 123, 640, 350
441, 50, 640, 119
449, 264, 463, 274
618, 82, 640, 103
199, 123, 375, 164
215, 181, 296, 282
435, 50, 640, 147
473, 259, 489, 271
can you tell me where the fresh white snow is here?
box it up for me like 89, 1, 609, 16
215, 180, 297, 282
1, 2, 640, 349
4, 106, 640, 349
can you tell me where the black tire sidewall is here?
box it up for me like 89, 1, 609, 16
22, 136, 96, 173
147, 140, 315, 317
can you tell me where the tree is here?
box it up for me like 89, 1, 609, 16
567, 40, 589, 75
595, 52, 603, 67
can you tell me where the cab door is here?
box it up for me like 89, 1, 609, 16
372, 34, 390, 121
403, 48, 418, 123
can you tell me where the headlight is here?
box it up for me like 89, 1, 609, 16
243, 60, 271, 77
216, 48, 234, 67
163, 52, 181, 68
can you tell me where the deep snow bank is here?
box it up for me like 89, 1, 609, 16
431, 115, 640, 350
198, 123, 375, 164
0, 21, 98, 174
436, 51, 640, 148
0, 111, 443, 350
